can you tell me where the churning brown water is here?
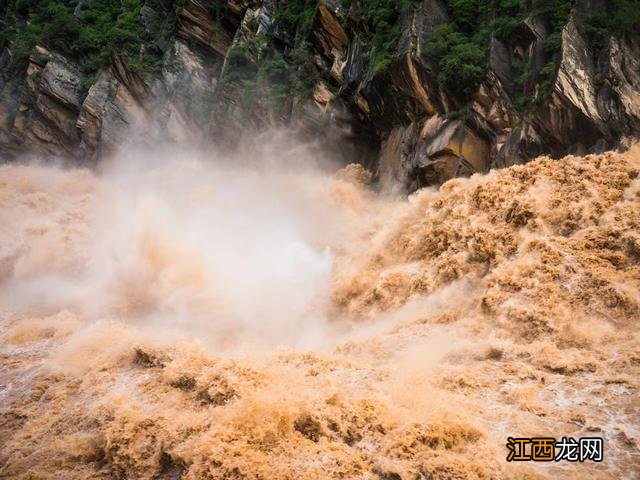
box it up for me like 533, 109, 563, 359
1, 144, 639, 479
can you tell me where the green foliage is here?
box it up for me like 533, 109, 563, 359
537, 59, 556, 99
208, 0, 325, 121
448, 0, 486, 34
218, 35, 298, 119
356, 0, 418, 73
533, 0, 572, 32
511, 56, 530, 109
1, 0, 78, 73
288, 40, 321, 96
428, 23, 487, 98
421, 0, 573, 106
360, 0, 402, 72
492, 16, 521, 41
270, 0, 418, 75
525, 0, 570, 107
202, 0, 227, 19
542, 31, 562, 55
490, 0, 525, 40
1, 0, 180, 78
273, 0, 318, 41
584, 0, 640, 52
2, 0, 607, 120
426, 0, 491, 101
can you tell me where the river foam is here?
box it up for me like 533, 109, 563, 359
1, 145, 639, 479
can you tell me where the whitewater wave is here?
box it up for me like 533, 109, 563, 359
1, 145, 639, 479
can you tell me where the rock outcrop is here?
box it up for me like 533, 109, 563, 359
178, 0, 237, 56
0, 37, 222, 162
5, 46, 85, 158
0, 0, 638, 191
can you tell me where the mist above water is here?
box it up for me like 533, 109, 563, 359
0, 137, 380, 351
1, 142, 639, 479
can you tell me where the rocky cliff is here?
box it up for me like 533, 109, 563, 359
0, 0, 638, 190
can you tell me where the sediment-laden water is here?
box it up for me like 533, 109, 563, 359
1, 145, 639, 479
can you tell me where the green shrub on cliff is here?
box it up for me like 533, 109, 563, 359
359, 0, 413, 73
202, 0, 227, 19
218, 35, 294, 119
273, 0, 318, 40
427, 23, 487, 98
421, 0, 575, 106
0, 0, 80, 73
2, 0, 629, 120
270, 0, 414, 78
425, 0, 490, 101
0, 0, 179, 79
585, 0, 640, 51
491, 0, 525, 40
351, 0, 420, 73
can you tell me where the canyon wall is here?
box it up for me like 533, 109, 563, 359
0, 0, 639, 190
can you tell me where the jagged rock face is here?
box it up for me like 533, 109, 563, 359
473, 73, 519, 141
511, 13, 639, 163
178, 0, 236, 56
378, 115, 492, 190
0, 38, 222, 161
313, 4, 349, 84
313, 4, 348, 57
158, 41, 221, 141
607, 37, 640, 127
0, 0, 639, 192
345, 0, 452, 133
76, 62, 151, 160
532, 14, 609, 153
78, 41, 223, 161
7, 46, 85, 158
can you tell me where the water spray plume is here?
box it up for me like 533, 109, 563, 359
1, 144, 639, 479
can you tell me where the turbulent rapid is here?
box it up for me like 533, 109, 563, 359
1, 144, 639, 479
